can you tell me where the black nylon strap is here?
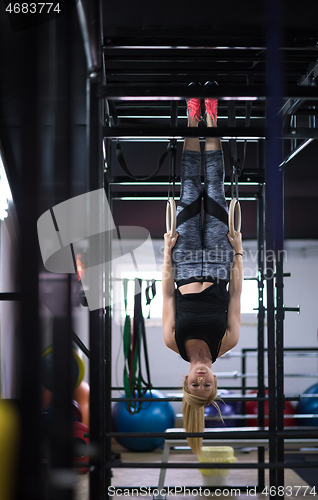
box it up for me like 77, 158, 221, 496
176, 194, 228, 228
241, 74, 253, 171
116, 140, 171, 181
145, 280, 156, 306
134, 279, 152, 390
203, 191, 228, 226
227, 100, 241, 199
109, 97, 172, 181
176, 195, 202, 227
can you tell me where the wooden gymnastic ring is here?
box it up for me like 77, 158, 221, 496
166, 198, 176, 237
228, 198, 241, 238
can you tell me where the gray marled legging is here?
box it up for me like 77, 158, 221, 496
172, 150, 234, 283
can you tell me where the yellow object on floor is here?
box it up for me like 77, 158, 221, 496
198, 446, 237, 486
0, 400, 20, 500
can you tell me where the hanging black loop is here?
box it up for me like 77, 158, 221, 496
116, 140, 171, 181
227, 100, 242, 237
107, 99, 172, 181
167, 139, 177, 200
231, 165, 241, 200
145, 279, 156, 306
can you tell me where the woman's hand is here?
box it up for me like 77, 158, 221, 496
227, 231, 243, 254
164, 232, 179, 252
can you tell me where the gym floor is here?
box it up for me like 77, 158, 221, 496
74, 443, 315, 500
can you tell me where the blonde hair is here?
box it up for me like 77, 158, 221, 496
182, 377, 222, 456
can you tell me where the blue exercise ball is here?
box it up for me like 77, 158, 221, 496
296, 383, 318, 426
112, 390, 175, 452
205, 390, 241, 428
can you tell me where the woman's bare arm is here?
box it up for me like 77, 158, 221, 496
162, 232, 179, 353
218, 232, 243, 356
162, 232, 177, 297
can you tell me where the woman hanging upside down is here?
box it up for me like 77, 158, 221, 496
162, 82, 243, 455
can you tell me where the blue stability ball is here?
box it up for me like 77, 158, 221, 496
205, 390, 241, 428
296, 383, 318, 426
112, 390, 175, 452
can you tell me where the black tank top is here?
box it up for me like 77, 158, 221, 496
175, 281, 229, 363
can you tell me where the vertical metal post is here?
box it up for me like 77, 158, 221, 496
77, 0, 106, 496
106, 138, 114, 500
169, 101, 178, 198
99, 3, 113, 497
275, 113, 285, 492
257, 148, 266, 489
103, 39, 113, 500
88, 70, 106, 499
241, 349, 246, 425
266, 0, 283, 494
104, 93, 112, 500
104, 296, 112, 500
18, 28, 45, 500
265, 217, 277, 490
49, 11, 75, 500
276, 237, 285, 488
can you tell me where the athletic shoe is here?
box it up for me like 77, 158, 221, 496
204, 81, 218, 123
186, 82, 202, 123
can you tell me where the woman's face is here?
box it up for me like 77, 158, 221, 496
186, 365, 216, 397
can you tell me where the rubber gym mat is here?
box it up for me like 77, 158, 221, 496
285, 454, 318, 489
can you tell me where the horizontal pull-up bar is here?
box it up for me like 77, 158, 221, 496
111, 193, 258, 201
104, 126, 265, 138
105, 429, 318, 440
100, 83, 318, 100
111, 396, 269, 403
103, 127, 318, 139
106, 429, 270, 439
105, 138, 261, 144
105, 461, 318, 470
111, 181, 261, 186
111, 385, 262, 391
110, 170, 265, 184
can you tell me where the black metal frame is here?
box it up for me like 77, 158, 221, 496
95, 2, 318, 497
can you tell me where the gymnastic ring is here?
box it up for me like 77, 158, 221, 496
228, 198, 241, 238
166, 198, 176, 237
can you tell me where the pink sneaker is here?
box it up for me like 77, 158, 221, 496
186, 82, 202, 123
204, 81, 218, 124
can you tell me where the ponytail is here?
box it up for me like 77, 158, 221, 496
182, 377, 222, 456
